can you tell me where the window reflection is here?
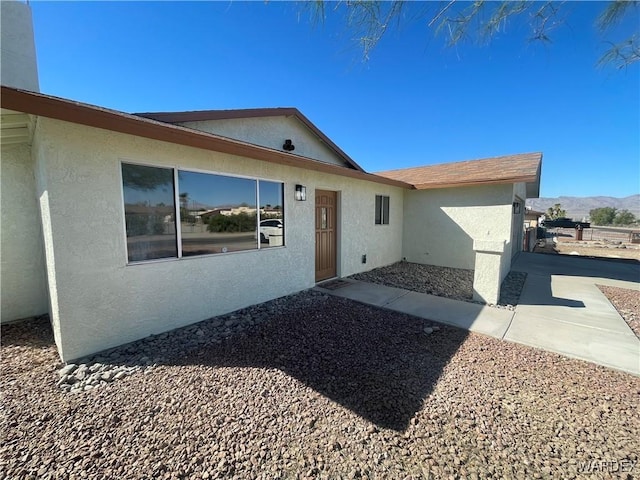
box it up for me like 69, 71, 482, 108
122, 163, 177, 262
179, 171, 258, 256
122, 165, 286, 261
259, 181, 284, 248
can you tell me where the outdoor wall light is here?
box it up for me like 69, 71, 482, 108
295, 184, 307, 201
283, 139, 295, 152
512, 202, 521, 214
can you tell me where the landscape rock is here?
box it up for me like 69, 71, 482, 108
2, 289, 638, 479
350, 261, 527, 310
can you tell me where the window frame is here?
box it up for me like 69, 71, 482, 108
119, 160, 179, 264
119, 159, 286, 265
375, 194, 390, 225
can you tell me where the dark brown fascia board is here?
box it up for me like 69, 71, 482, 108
0, 86, 410, 189
135, 107, 366, 173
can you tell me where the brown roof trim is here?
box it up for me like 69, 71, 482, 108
0, 86, 411, 189
135, 107, 366, 172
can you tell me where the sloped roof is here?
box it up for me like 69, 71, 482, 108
135, 107, 365, 172
1, 86, 543, 198
377, 152, 542, 197
0, 86, 409, 189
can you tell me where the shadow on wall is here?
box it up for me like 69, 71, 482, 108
403, 186, 513, 271
5, 295, 469, 433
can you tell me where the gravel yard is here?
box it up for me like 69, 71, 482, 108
599, 285, 640, 339
349, 262, 527, 308
2, 291, 639, 479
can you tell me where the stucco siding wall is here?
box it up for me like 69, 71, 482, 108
1, 143, 48, 322
34, 118, 403, 361
335, 183, 403, 277
179, 117, 349, 168
402, 185, 514, 270
513, 182, 527, 202
0, 1, 39, 92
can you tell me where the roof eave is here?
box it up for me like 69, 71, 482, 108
526, 155, 542, 198
412, 175, 539, 191
0, 86, 410, 189
136, 107, 366, 173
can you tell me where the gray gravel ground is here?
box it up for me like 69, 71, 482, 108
350, 262, 527, 309
599, 285, 640, 339
2, 291, 639, 479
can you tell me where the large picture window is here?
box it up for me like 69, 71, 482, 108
121, 163, 285, 263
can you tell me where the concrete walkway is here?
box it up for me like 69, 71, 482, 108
508, 253, 639, 375
315, 253, 639, 376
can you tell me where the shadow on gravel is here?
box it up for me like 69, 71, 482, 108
178, 296, 468, 432
4, 297, 468, 432
1, 316, 55, 348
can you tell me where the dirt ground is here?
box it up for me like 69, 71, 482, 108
534, 240, 640, 261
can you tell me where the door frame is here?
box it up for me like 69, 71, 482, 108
315, 189, 339, 282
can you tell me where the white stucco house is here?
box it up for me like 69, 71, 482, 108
0, 1, 541, 362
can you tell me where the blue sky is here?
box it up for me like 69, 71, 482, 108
31, 1, 639, 198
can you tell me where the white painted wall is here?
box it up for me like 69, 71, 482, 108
0, 1, 39, 92
179, 117, 350, 168
402, 185, 514, 270
506, 182, 527, 276
1, 143, 48, 322
33, 117, 403, 361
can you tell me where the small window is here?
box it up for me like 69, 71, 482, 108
375, 195, 390, 225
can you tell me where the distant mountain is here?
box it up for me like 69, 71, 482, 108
526, 195, 640, 221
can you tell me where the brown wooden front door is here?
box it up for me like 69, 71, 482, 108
315, 190, 337, 282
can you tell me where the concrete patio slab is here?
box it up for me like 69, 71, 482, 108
512, 251, 640, 283
514, 274, 634, 334
507, 253, 640, 376
504, 314, 639, 374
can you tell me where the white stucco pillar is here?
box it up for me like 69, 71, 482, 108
472, 240, 506, 305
